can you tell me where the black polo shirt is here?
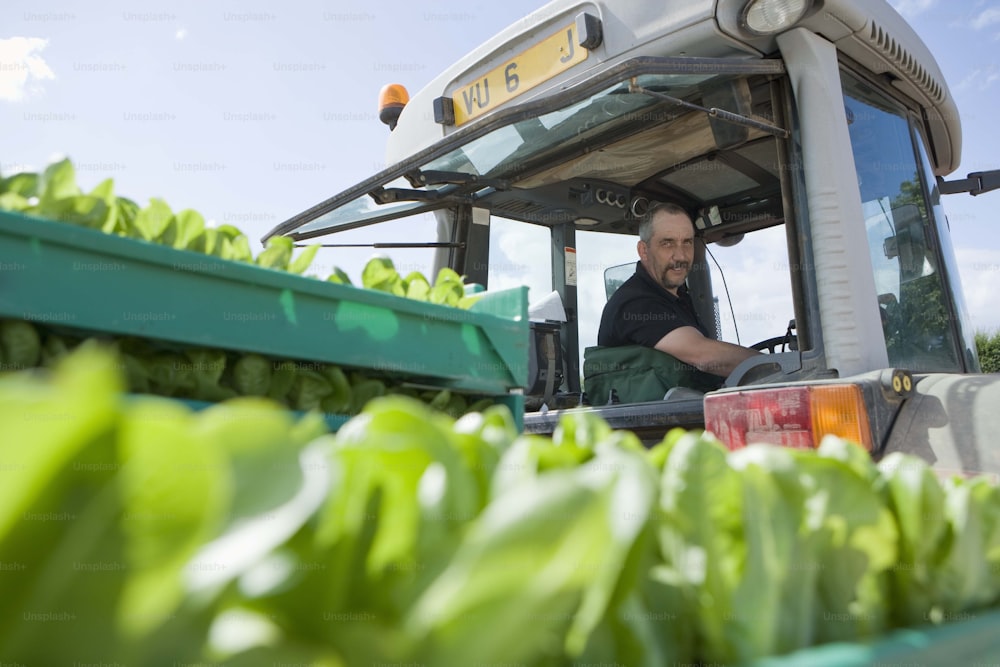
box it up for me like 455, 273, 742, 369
598, 261, 710, 348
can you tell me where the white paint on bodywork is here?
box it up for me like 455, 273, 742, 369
777, 28, 890, 376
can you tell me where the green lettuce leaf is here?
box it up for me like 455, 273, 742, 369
132, 198, 175, 242
256, 236, 294, 271
288, 244, 320, 275
361, 257, 405, 296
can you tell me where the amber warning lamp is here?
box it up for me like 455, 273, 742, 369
378, 83, 409, 131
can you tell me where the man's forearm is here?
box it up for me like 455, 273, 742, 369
696, 340, 761, 377
655, 328, 762, 377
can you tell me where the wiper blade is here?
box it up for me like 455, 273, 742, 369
370, 170, 511, 205
368, 185, 468, 205
296, 241, 464, 249
629, 79, 789, 139
410, 170, 511, 189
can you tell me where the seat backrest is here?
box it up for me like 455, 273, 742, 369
583, 344, 722, 405
526, 321, 564, 399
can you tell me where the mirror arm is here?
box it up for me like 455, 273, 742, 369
938, 170, 1000, 197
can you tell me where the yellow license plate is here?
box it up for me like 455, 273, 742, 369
453, 23, 589, 126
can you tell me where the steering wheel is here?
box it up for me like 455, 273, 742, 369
726, 321, 798, 388
751, 335, 791, 354
749, 320, 797, 354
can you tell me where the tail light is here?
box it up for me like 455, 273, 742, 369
704, 384, 872, 451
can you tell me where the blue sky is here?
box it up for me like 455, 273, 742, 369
2, 0, 998, 342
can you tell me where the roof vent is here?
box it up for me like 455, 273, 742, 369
866, 22, 944, 104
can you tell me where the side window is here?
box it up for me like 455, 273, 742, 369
912, 125, 980, 371
487, 216, 552, 303
841, 72, 962, 372
704, 224, 795, 348
576, 229, 643, 350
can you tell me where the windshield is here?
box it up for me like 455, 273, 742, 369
265, 57, 785, 242
421, 72, 720, 180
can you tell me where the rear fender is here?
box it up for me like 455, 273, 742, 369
882, 373, 1000, 477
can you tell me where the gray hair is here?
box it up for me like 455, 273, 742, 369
638, 202, 693, 244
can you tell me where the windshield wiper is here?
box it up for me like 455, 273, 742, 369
368, 185, 464, 205
629, 79, 789, 139
410, 170, 511, 189
370, 170, 511, 205
296, 241, 464, 249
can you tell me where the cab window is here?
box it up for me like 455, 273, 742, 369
842, 71, 962, 371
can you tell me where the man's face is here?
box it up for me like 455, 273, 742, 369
637, 210, 695, 295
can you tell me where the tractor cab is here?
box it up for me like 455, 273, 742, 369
265, 59, 803, 413
265, 0, 998, 452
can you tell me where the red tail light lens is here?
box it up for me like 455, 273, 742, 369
704, 384, 872, 451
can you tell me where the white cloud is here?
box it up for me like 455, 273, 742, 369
490, 221, 552, 304
955, 247, 1000, 334
971, 7, 1000, 29
955, 64, 1000, 92
575, 232, 636, 351
705, 227, 795, 347
175, 28, 188, 40
0, 36, 55, 102
889, 0, 937, 18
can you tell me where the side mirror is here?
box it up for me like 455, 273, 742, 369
603, 262, 634, 300
883, 203, 926, 283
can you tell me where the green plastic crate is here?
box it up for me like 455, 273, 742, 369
0, 210, 528, 401
749, 608, 1000, 667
